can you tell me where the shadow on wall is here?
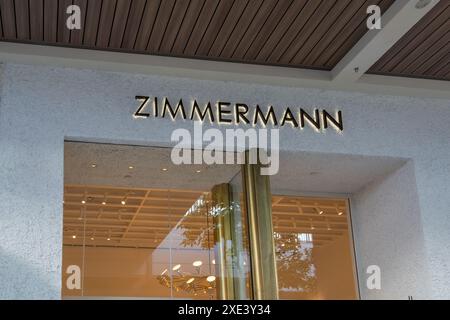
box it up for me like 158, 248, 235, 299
0, 247, 60, 299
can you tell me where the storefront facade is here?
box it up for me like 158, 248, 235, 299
0, 51, 449, 299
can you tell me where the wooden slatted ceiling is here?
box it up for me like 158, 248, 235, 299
370, 1, 450, 81
0, 0, 397, 71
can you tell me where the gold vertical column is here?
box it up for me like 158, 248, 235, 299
242, 150, 279, 300
211, 183, 234, 300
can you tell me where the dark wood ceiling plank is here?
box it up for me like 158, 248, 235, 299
171, 0, 205, 55
208, 0, 248, 57
43, 0, 59, 42
121, 0, 146, 49
0, 6, 3, 38
220, 0, 264, 59
147, 0, 176, 52
254, 0, 307, 62
29, 0, 44, 41
96, 0, 117, 48
83, 0, 103, 46
196, 0, 236, 56
391, 21, 450, 73
58, 0, 73, 43
242, 0, 292, 60
15, 0, 30, 40
285, 0, 350, 65
70, 0, 87, 45
109, 0, 132, 48
170, 0, 205, 55
294, 0, 362, 66
232, 0, 280, 60
324, 0, 393, 68
0, 0, 17, 39
183, 0, 220, 55
267, 0, 323, 62
425, 51, 450, 76
158, 0, 190, 54
373, 3, 449, 72
134, 0, 160, 51
411, 38, 450, 75
433, 60, 449, 79
301, 0, 368, 66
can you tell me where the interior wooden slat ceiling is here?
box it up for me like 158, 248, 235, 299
370, 0, 450, 81
0, 0, 447, 81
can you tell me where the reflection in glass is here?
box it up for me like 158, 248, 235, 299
62, 182, 251, 299
272, 196, 357, 300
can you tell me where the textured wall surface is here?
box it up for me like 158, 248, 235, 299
0, 63, 449, 299
351, 161, 430, 299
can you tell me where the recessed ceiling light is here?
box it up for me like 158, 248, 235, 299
162, 168, 168, 172
193, 260, 203, 267
81, 200, 86, 204
90, 237, 94, 240
102, 201, 106, 205
128, 166, 134, 170
91, 164, 97, 168
415, 0, 431, 9
338, 211, 343, 216
72, 235, 76, 239
172, 264, 181, 271
121, 200, 126, 205
319, 210, 323, 215
186, 278, 195, 284
107, 237, 111, 241
196, 170, 201, 173
206, 276, 216, 283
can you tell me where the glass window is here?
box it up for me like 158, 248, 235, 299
62, 142, 250, 299
271, 195, 358, 299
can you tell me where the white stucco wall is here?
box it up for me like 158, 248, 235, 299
0, 63, 449, 299
351, 161, 430, 299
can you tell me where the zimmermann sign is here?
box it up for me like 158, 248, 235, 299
133, 96, 343, 132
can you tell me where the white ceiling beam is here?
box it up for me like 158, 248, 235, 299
0, 42, 449, 99
331, 0, 441, 83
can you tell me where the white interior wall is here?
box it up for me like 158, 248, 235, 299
0, 63, 449, 299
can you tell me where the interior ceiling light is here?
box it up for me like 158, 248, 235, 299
196, 170, 201, 173
206, 276, 216, 283
186, 278, 195, 284
193, 260, 203, 267
162, 168, 168, 172
81, 200, 86, 204
72, 235, 76, 239
91, 164, 97, 168
128, 166, 134, 170
338, 211, 344, 216
102, 201, 106, 205
415, 0, 432, 9
172, 264, 181, 271
107, 237, 111, 241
